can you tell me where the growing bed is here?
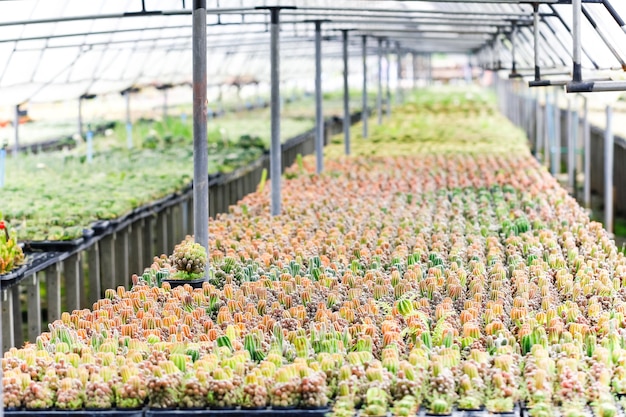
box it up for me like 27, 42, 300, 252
3, 89, 625, 417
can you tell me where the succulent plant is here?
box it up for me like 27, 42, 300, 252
170, 236, 207, 279
0, 219, 24, 274
270, 367, 301, 408
84, 376, 115, 409
115, 374, 148, 409
22, 381, 54, 410
4, 89, 626, 417
239, 373, 269, 409
147, 363, 182, 409
207, 367, 237, 408
299, 370, 328, 408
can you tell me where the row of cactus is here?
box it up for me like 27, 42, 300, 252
3, 94, 626, 415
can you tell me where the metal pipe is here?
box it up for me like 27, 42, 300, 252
78, 98, 83, 140
582, 97, 591, 208
581, 6, 626, 69
571, 104, 579, 198
192, 0, 209, 269
604, 105, 614, 234
567, 98, 575, 192
269, 8, 283, 216
544, 89, 550, 169
533, 3, 541, 81
377, 37, 383, 125
551, 88, 560, 177
0, 147, 5, 188
163, 88, 168, 123
510, 23, 518, 76
362, 35, 368, 138
427, 53, 433, 85
573, 0, 582, 82
547, 5, 599, 70
314, 20, 324, 174
86, 128, 93, 164
602, 0, 626, 33
567, 80, 626, 93
125, 92, 133, 149
386, 40, 391, 118
535, 90, 542, 160
396, 41, 402, 104
412, 52, 417, 90
342, 30, 350, 155
13, 105, 19, 158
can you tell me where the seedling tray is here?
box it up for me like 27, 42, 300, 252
5, 410, 143, 417
145, 408, 330, 417
0, 251, 64, 287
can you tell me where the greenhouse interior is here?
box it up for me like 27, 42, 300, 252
2, 0, 626, 416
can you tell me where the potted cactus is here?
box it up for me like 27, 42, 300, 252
270, 366, 301, 409
299, 369, 329, 409
3, 372, 28, 410
55, 377, 84, 410
207, 367, 238, 409
362, 386, 389, 417
163, 236, 208, 288
239, 373, 269, 409
115, 373, 148, 410
22, 381, 54, 411
0, 218, 24, 275
392, 395, 419, 417
179, 372, 209, 409
84, 375, 115, 409
147, 361, 182, 409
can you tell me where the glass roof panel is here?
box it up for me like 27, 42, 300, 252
0, 0, 625, 108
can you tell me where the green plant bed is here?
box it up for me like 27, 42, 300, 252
0, 96, 324, 242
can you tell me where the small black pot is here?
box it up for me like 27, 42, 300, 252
163, 278, 206, 289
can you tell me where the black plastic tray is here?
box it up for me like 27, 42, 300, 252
24, 235, 85, 252
145, 408, 330, 417
91, 220, 112, 236
5, 410, 143, 417
0, 251, 64, 287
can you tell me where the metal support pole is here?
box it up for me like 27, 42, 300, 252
535, 91, 542, 160
396, 42, 402, 104
269, 7, 283, 215
567, 99, 575, 192
571, 106, 579, 198
545, 91, 553, 170
163, 88, 168, 122
13, 105, 19, 158
583, 97, 591, 209
193, 0, 209, 268
533, 4, 541, 81
314, 21, 323, 174
427, 53, 433, 85
511, 23, 518, 76
604, 105, 614, 234
342, 30, 350, 155
573, 0, 582, 82
385, 40, 391, 118
0, 147, 5, 188
377, 38, 383, 125
125, 92, 133, 149
551, 89, 559, 176
362, 35, 368, 138
78, 97, 83, 140
412, 52, 417, 90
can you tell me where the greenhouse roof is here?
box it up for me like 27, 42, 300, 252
1, 0, 626, 104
